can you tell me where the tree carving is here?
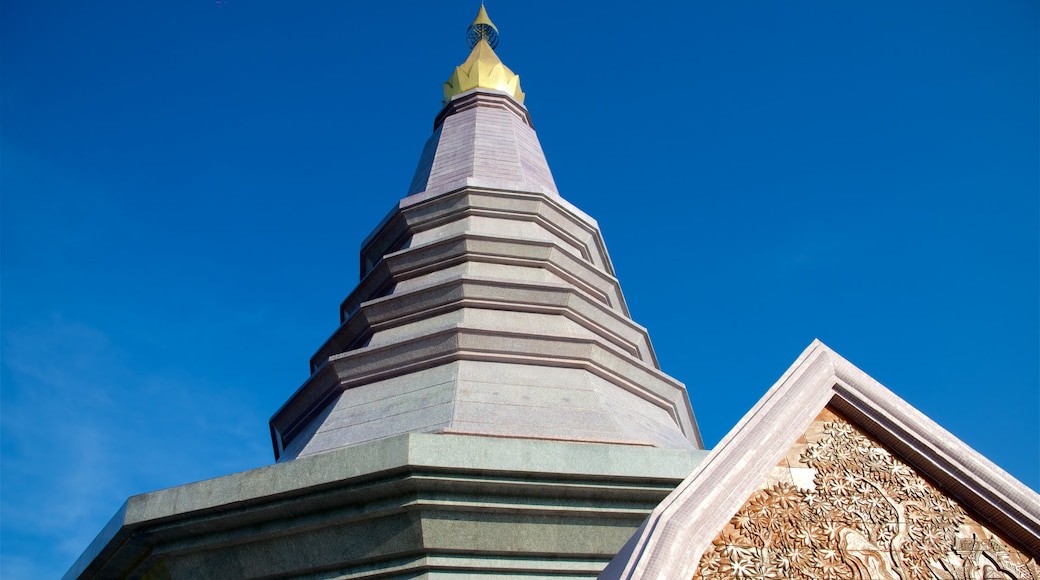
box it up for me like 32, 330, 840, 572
693, 416, 1038, 580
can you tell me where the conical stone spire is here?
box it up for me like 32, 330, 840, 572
64, 10, 710, 579
270, 8, 701, 461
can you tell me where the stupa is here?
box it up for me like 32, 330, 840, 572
65, 8, 707, 579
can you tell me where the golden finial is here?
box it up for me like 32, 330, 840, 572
467, 4, 499, 49
443, 5, 525, 105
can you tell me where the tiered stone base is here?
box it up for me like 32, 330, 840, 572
66, 434, 705, 579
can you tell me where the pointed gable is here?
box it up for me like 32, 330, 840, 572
695, 407, 1037, 579
600, 340, 1040, 579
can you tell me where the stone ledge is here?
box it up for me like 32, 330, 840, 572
274, 327, 699, 455
65, 434, 706, 580
311, 276, 659, 373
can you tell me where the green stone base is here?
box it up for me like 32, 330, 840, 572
68, 434, 706, 579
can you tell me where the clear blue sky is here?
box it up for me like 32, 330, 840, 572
2, 1, 1036, 577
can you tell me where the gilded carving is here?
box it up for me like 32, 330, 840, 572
693, 411, 1038, 580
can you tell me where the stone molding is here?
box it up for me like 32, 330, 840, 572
600, 340, 1040, 579
351, 232, 629, 319
273, 325, 699, 459
311, 276, 659, 372
434, 89, 534, 130
361, 187, 611, 280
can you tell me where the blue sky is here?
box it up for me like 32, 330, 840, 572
2, 1, 1036, 577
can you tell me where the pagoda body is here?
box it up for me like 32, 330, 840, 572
272, 74, 700, 464
271, 6, 700, 466
65, 8, 1040, 580
65, 9, 706, 580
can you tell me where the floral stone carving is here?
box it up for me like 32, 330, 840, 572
693, 409, 1037, 580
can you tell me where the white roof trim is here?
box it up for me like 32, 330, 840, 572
600, 339, 1040, 579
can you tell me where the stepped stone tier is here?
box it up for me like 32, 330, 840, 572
272, 84, 701, 461
269, 8, 700, 464
65, 8, 707, 579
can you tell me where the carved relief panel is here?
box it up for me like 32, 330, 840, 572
692, 408, 1037, 580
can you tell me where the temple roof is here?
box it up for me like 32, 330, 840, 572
600, 340, 1040, 579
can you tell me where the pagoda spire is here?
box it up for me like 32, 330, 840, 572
443, 5, 524, 104
467, 3, 499, 48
